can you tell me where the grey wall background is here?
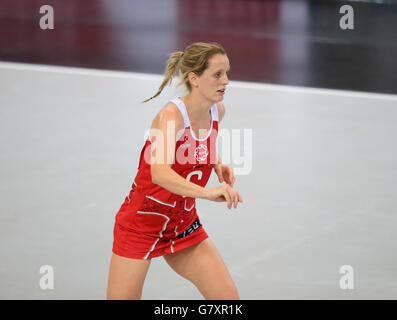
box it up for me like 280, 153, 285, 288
1, 62, 397, 299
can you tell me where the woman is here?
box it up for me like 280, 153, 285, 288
107, 42, 243, 300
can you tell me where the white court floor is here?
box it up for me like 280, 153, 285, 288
0, 61, 397, 299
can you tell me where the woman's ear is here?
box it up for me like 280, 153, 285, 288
188, 71, 199, 88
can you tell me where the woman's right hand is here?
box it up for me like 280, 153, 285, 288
204, 184, 243, 209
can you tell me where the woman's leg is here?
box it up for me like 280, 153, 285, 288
106, 253, 151, 300
163, 238, 239, 299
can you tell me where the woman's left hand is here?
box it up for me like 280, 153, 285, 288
214, 164, 236, 187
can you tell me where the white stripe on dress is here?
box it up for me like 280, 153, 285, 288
137, 211, 170, 259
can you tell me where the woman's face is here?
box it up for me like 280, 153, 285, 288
191, 53, 230, 103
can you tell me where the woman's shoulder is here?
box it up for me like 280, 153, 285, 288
150, 101, 185, 131
162, 101, 185, 124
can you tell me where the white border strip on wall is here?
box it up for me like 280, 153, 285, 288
1, 61, 396, 101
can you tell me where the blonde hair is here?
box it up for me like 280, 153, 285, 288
142, 42, 227, 103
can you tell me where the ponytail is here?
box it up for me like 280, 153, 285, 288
142, 51, 184, 103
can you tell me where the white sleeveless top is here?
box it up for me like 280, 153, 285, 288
171, 97, 219, 141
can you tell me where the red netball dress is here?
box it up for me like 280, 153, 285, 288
112, 96, 219, 260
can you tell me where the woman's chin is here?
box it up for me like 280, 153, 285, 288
216, 96, 224, 102
214, 93, 224, 101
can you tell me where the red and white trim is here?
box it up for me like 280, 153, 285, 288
137, 211, 170, 259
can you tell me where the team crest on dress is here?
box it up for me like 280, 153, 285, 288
194, 144, 209, 161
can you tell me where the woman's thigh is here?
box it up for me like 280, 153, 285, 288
106, 253, 151, 300
163, 238, 239, 300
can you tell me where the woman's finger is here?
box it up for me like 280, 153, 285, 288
234, 191, 239, 208
229, 168, 235, 186
222, 188, 231, 207
218, 171, 224, 183
224, 188, 233, 209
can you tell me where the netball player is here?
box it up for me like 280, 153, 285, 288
107, 42, 243, 300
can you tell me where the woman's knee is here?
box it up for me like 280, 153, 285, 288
216, 280, 240, 300
197, 272, 240, 300
164, 239, 239, 299
106, 253, 151, 300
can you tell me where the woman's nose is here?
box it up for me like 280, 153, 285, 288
223, 74, 229, 85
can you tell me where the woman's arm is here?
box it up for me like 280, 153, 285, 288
149, 102, 208, 199
152, 164, 208, 199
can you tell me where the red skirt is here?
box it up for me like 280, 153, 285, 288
112, 193, 208, 260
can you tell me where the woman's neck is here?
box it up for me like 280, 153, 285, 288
181, 93, 213, 122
